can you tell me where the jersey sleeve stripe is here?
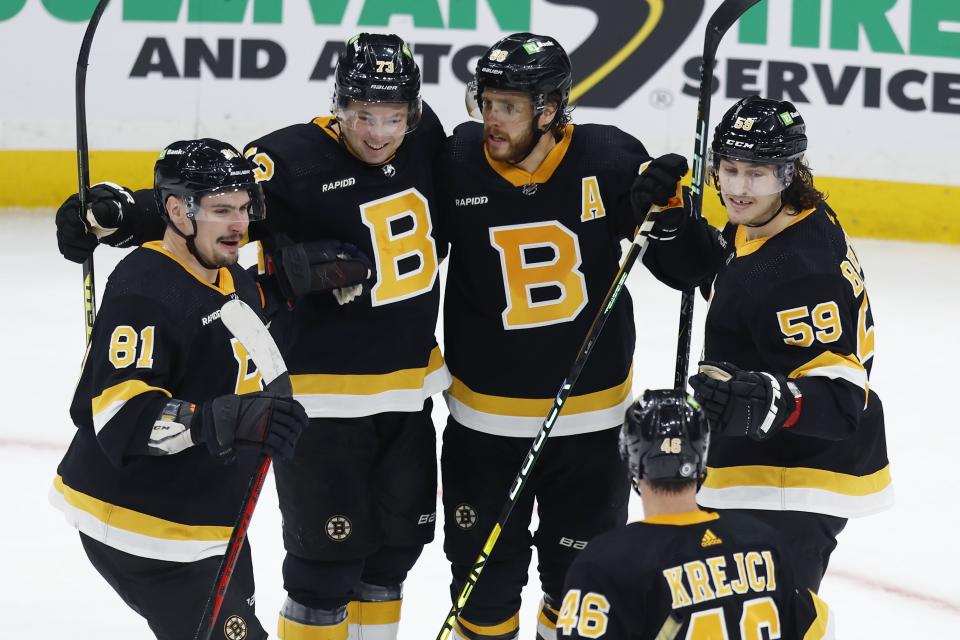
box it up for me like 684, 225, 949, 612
704, 464, 890, 497
700, 465, 894, 517
789, 351, 867, 392
803, 590, 836, 639
91, 379, 172, 434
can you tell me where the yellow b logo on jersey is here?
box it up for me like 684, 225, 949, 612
360, 188, 439, 306
489, 221, 587, 330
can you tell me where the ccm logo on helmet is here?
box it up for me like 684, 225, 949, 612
323, 177, 356, 193
724, 139, 756, 149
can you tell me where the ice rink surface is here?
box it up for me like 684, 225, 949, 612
1, 211, 958, 637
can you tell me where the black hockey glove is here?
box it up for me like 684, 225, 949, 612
55, 182, 138, 263
688, 361, 801, 441
270, 239, 373, 302
190, 392, 307, 463
631, 153, 690, 241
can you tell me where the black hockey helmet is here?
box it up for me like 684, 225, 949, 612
154, 138, 265, 221
333, 33, 422, 132
467, 32, 572, 129
154, 139, 264, 269
708, 96, 808, 199
710, 96, 807, 165
620, 389, 710, 492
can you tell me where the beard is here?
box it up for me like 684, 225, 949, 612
484, 122, 537, 164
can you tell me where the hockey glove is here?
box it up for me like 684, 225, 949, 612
631, 153, 690, 241
190, 392, 307, 463
688, 361, 801, 441
55, 182, 138, 263
271, 240, 373, 301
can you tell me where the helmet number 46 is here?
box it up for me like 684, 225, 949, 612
660, 438, 682, 454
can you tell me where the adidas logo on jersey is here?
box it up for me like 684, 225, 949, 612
322, 177, 356, 192
455, 196, 489, 206
701, 528, 723, 548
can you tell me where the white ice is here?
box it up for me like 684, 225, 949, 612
1, 211, 958, 637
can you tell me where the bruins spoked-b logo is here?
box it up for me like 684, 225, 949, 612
454, 503, 478, 530
223, 615, 248, 640
325, 515, 353, 541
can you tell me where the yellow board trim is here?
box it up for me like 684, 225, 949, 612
291, 346, 444, 396
91, 379, 171, 416
643, 510, 720, 526
694, 173, 960, 244
449, 369, 632, 417
4, 150, 958, 243
570, 0, 663, 103
703, 464, 892, 497
53, 475, 232, 541
346, 600, 401, 626
0, 150, 155, 208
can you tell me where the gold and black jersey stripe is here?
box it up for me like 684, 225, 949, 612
243, 103, 450, 417
52, 246, 268, 560
437, 122, 650, 437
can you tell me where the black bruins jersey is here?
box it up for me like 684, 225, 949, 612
559, 511, 835, 639
437, 123, 649, 437
648, 203, 892, 517
51, 242, 268, 562
243, 103, 449, 417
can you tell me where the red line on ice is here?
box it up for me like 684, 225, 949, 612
830, 569, 960, 615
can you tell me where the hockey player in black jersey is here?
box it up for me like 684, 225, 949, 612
641, 96, 893, 591
50, 139, 307, 640
53, 34, 446, 639
558, 389, 835, 639
435, 33, 686, 640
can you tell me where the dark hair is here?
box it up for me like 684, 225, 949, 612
546, 90, 573, 131
782, 157, 826, 211
645, 478, 698, 496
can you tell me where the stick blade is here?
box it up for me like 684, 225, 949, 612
219, 299, 290, 394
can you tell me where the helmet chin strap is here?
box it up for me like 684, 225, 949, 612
168, 218, 220, 271
744, 194, 787, 228
507, 93, 561, 166
508, 119, 550, 166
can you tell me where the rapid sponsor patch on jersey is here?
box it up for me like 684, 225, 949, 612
322, 177, 357, 193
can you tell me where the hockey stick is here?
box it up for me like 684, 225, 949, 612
195, 299, 292, 640
675, 0, 763, 388
435, 212, 664, 639
76, 0, 111, 343
435, 2, 762, 637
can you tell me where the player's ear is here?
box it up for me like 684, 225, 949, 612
166, 196, 191, 233
538, 98, 558, 129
